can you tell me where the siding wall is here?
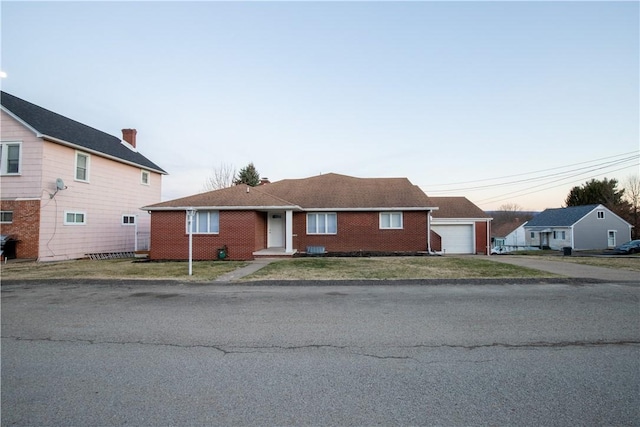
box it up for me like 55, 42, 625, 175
1, 111, 44, 198
574, 209, 631, 250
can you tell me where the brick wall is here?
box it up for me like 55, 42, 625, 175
293, 211, 429, 253
475, 221, 490, 255
149, 210, 261, 261
0, 199, 41, 259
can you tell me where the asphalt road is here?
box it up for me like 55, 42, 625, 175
2, 280, 639, 426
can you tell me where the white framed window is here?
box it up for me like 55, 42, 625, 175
553, 231, 566, 240
597, 211, 605, 219
380, 212, 403, 229
307, 213, 337, 235
75, 151, 90, 182
1, 142, 22, 175
64, 211, 86, 225
530, 232, 536, 238
187, 210, 220, 234
141, 170, 150, 185
0, 211, 14, 223
122, 215, 136, 225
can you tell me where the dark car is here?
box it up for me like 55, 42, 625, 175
612, 239, 640, 255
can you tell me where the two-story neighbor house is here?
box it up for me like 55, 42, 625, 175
1, 91, 166, 261
524, 204, 632, 251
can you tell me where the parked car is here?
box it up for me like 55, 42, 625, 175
612, 240, 640, 255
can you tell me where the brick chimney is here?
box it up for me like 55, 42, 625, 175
122, 129, 137, 148
259, 177, 271, 186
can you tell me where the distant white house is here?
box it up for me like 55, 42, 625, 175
491, 218, 530, 254
524, 204, 632, 250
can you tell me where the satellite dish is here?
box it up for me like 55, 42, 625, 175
56, 178, 65, 190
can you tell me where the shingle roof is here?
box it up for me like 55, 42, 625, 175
492, 219, 526, 238
144, 173, 436, 210
524, 205, 599, 227
145, 184, 299, 209
1, 91, 166, 174
429, 197, 489, 219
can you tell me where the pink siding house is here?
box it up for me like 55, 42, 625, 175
1, 91, 166, 261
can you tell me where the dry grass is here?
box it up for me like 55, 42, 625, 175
244, 256, 557, 280
0, 258, 247, 282
524, 255, 640, 272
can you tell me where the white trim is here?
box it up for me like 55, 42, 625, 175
379, 212, 403, 229
122, 214, 136, 226
0, 141, 22, 175
307, 212, 337, 235
185, 210, 220, 234
64, 211, 86, 225
74, 151, 90, 182
144, 205, 302, 212
0, 210, 14, 223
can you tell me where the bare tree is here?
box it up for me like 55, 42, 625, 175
624, 174, 640, 239
203, 162, 236, 191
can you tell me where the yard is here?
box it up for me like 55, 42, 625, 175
2, 254, 636, 282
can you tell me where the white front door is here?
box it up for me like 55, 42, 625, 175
608, 230, 616, 247
268, 212, 285, 248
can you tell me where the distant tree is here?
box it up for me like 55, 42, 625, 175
623, 175, 640, 239
203, 162, 236, 191
233, 162, 260, 187
491, 203, 534, 228
565, 177, 631, 221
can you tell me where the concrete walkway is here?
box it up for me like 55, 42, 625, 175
214, 258, 277, 282
490, 255, 639, 283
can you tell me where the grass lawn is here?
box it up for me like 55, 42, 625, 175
244, 256, 558, 281
0, 258, 247, 282
0, 256, 557, 282
523, 255, 640, 272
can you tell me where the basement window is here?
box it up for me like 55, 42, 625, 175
122, 215, 136, 225
64, 211, 86, 225
0, 211, 13, 223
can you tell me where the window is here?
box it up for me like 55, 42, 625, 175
75, 152, 90, 182
597, 211, 605, 219
64, 211, 86, 225
122, 215, 136, 225
187, 210, 219, 234
307, 213, 337, 234
141, 170, 150, 185
1, 142, 21, 175
530, 232, 536, 238
380, 212, 403, 229
553, 231, 566, 240
0, 211, 13, 223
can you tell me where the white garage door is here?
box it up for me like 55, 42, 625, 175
432, 224, 474, 254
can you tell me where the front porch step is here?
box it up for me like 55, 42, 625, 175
253, 248, 297, 259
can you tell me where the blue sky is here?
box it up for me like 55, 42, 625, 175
2, 1, 638, 211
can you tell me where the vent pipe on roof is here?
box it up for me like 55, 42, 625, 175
122, 129, 137, 148
259, 177, 270, 185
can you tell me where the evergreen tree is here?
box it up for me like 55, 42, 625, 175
565, 177, 631, 220
234, 162, 260, 187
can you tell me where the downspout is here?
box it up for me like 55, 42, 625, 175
486, 220, 490, 256
427, 210, 432, 253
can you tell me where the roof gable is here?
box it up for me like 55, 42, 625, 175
525, 205, 599, 227
429, 196, 489, 219
1, 91, 166, 174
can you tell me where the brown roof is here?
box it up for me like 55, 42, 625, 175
145, 173, 435, 210
491, 218, 526, 238
144, 184, 298, 210
429, 197, 489, 219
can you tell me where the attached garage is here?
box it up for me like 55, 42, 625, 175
431, 224, 474, 254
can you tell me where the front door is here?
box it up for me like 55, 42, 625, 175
268, 213, 285, 248
608, 230, 616, 247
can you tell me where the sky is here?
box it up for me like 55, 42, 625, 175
1, 1, 638, 211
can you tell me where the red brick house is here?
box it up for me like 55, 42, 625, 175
143, 173, 441, 260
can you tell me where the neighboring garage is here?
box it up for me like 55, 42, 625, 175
429, 196, 492, 255
431, 224, 474, 254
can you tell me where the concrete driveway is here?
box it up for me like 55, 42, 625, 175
489, 255, 639, 282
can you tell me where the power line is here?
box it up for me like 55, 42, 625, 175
424, 150, 639, 188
